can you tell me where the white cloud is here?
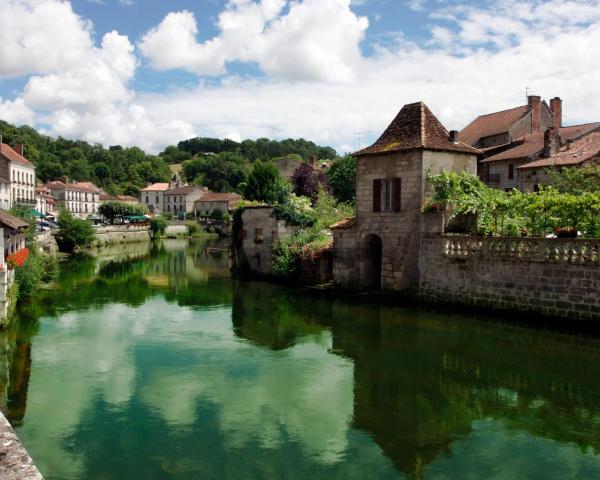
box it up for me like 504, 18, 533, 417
139, 0, 369, 83
0, 0, 94, 78
1, 0, 600, 154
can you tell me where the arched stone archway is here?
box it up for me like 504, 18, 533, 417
360, 234, 382, 291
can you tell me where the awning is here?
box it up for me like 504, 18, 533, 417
31, 209, 44, 217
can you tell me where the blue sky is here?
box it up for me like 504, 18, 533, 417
1, 0, 600, 153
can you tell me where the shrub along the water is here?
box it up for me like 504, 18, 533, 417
55, 208, 96, 252
149, 216, 168, 239
425, 171, 600, 237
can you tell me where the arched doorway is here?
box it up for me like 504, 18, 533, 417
361, 234, 382, 291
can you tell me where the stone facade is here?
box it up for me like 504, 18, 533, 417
233, 206, 299, 277
334, 149, 477, 291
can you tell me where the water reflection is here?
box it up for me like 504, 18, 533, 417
0, 239, 599, 479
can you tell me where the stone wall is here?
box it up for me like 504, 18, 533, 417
418, 213, 600, 320
94, 225, 150, 245
233, 206, 298, 277
0, 412, 43, 479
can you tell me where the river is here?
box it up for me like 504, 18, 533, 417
1, 239, 600, 479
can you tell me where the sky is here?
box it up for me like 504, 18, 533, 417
1, 0, 600, 154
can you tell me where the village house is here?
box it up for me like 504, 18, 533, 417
46, 177, 100, 217
0, 210, 28, 260
194, 192, 242, 218
0, 137, 36, 209
0, 177, 10, 210
332, 101, 480, 291
140, 183, 169, 214
164, 185, 208, 216
460, 96, 600, 191
35, 184, 55, 216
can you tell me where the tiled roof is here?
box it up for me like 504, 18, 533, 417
354, 102, 480, 157
165, 186, 204, 195
46, 180, 99, 193
459, 105, 529, 146
0, 143, 35, 168
196, 192, 242, 202
483, 123, 600, 163
517, 150, 599, 170
141, 183, 170, 192
117, 195, 138, 202
0, 210, 28, 230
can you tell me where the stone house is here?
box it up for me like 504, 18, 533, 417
140, 183, 170, 214
517, 126, 600, 191
0, 138, 36, 209
332, 101, 479, 292
460, 95, 600, 191
0, 211, 28, 260
0, 177, 10, 211
164, 186, 208, 216
233, 206, 299, 277
194, 192, 242, 218
46, 178, 100, 217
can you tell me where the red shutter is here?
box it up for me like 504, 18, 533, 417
393, 178, 402, 212
373, 179, 381, 212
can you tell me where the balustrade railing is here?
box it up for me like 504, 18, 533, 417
443, 235, 600, 265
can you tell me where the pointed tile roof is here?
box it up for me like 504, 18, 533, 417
355, 102, 480, 157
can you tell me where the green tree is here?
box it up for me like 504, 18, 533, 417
149, 216, 168, 239
326, 155, 357, 203
245, 161, 290, 204
55, 209, 95, 253
98, 201, 147, 224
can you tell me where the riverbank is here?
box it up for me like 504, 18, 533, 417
0, 412, 43, 479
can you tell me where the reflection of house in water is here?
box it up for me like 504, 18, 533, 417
231, 281, 600, 478
0, 323, 33, 425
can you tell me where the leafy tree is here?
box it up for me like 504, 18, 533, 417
245, 161, 290, 204
55, 209, 95, 253
291, 163, 330, 201
327, 155, 357, 203
149, 216, 168, 239
546, 165, 600, 194
182, 152, 248, 192
98, 201, 147, 224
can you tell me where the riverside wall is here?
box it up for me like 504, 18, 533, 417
94, 225, 151, 245
418, 213, 600, 321
0, 412, 43, 479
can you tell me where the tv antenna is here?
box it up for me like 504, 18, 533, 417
354, 132, 364, 150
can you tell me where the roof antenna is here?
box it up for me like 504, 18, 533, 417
353, 132, 364, 150
525, 86, 531, 102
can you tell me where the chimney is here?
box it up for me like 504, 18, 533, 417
528, 95, 542, 133
566, 139, 573, 150
61, 175, 69, 184
449, 130, 459, 143
543, 128, 561, 157
550, 97, 562, 130
15, 143, 24, 156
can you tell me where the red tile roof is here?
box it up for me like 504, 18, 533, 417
355, 102, 480, 157
46, 180, 99, 193
517, 150, 599, 170
196, 192, 242, 203
483, 123, 600, 163
0, 210, 29, 230
141, 183, 170, 192
459, 105, 529, 146
0, 143, 35, 168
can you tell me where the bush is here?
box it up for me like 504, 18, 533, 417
184, 220, 199, 236
149, 216, 168, 239
209, 209, 228, 221
14, 249, 57, 297
55, 209, 95, 252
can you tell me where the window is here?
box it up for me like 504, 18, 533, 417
373, 178, 401, 212
145, 196, 149, 204
156, 196, 159, 203
508, 164, 514, 180
255, 228, 264, 244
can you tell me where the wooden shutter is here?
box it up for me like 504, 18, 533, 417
373, 179, 381, 212
393, 178, 402, 212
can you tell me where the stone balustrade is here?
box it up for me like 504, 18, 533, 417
444, 235, 600, 265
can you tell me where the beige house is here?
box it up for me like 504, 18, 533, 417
0, 176, 10, 210
164, 186, 208, 216
47, 178, 100, 217
194, 192, 242, 217
35, 184, 55, 215
332, 101, 480, 291
0, 139, 36, 209
140, 183, 170, 214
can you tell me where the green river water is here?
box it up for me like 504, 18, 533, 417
2, 239, 600, 479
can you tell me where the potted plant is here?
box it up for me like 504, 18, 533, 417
554, 227, 578, 238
